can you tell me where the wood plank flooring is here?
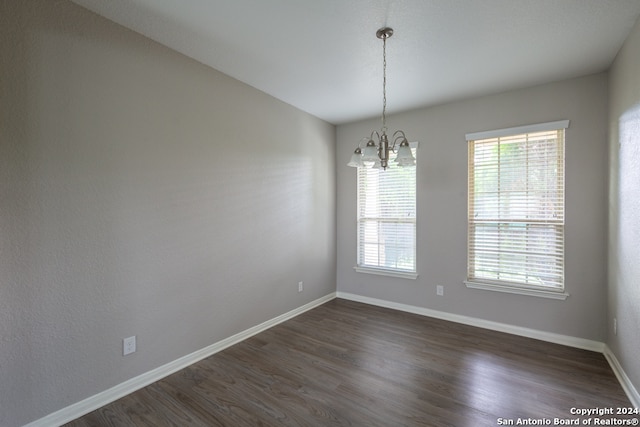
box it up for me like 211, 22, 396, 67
65, 299, 633, 426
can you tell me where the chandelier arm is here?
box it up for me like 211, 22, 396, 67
391, 130, 408, 151
356, 136, 370, 149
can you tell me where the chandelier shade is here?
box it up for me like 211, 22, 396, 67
347, 148, 364, 167
347, 27, 416, 170
395, 140, 416, 166
362, 140, 379, 162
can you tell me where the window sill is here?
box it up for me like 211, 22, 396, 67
354, 266, 418, 280
464, 280, 569, 300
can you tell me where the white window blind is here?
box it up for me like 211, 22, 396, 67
466, 122, 567, 293
357, 146, 417, 274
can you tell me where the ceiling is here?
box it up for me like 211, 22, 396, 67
70, 0, 640, 125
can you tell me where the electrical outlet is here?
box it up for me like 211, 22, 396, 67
298, 281, 303, 292
123, 336, 136, 356
613, 318, 617, 336
436, 285, 444, 296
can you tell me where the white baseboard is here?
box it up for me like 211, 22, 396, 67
26, 291, 637, 426
337, 292, 640, 407
336, 292, 603, 351
24, 292, 337, 427
603, 346, 640, 408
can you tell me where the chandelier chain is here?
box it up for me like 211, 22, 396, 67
382, 35, 387, 130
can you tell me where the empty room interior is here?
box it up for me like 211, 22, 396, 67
2, 1, 640, 426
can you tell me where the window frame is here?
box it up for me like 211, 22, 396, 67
354, 142, 418, 280
465, 121, 569, 300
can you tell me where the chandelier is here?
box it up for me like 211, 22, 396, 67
347, 27, 415, 170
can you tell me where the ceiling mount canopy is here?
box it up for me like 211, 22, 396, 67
348, 27, 415, 170
376, 27, 393, 40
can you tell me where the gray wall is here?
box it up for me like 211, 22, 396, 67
337, 73, 609, 341
0, 2, 336, 426
608, 14, 640, 399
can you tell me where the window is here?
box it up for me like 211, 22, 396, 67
465, 121, 568, 299
356, 144, 417, 279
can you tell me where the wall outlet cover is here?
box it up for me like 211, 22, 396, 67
123, 336, 136, 356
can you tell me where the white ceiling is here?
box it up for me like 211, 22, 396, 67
71, 0, 640, 125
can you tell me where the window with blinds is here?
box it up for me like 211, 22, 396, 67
356, 145, 417, 277
466, 121, 567, 297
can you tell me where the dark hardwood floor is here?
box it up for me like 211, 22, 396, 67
66, 299, 633, 426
